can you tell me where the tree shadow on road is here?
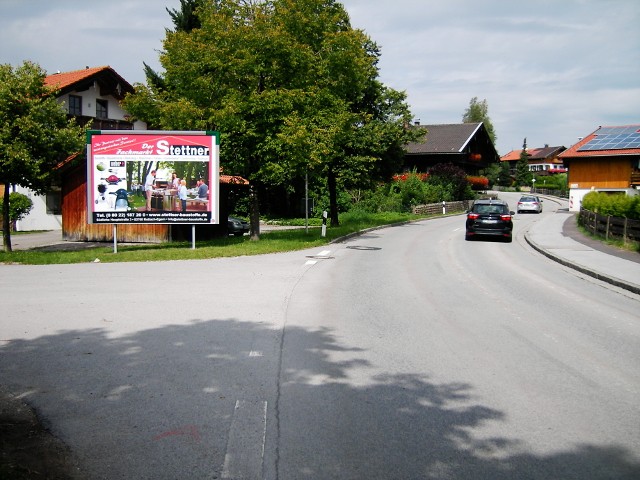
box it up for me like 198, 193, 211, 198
1, 318, 638, 479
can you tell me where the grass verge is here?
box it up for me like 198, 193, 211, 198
576, 223, 640, 253
0, 212, 434, 265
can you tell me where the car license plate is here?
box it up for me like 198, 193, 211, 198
482, 219, 498, 223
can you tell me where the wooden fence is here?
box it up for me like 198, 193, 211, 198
579, 208, 640, 243
412, 200, 473, 215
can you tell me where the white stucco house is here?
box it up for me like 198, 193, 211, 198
10, 66, 145, 231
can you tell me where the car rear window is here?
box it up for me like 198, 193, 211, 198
473, 204, 506, 214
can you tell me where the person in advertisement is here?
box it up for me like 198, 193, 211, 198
196, 178, 209, 202
178, 179, 188, 212
144, 170, 156, 211
171, 172, 180, 190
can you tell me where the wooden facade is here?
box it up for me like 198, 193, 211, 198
61, 160, 168, 242
59, 157, 249, 242
565, 156, 635, 190
559, 124, 640, 190
559, 125, 640, 212
404, 123, 500, 175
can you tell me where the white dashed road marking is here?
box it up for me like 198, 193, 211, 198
222, 400, 268, 479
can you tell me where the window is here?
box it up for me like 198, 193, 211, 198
69, 95, 82, 116
96, 99, 108, 119
46, 189, 62, 215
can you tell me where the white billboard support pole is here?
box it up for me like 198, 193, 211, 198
113, 224, 118, 253
192, 225, 196, 249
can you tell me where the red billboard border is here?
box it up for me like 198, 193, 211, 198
86, 130, 220, 225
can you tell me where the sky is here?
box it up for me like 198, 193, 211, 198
1, 0, 639, 155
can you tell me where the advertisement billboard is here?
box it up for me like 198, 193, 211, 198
87, 131, 219, 224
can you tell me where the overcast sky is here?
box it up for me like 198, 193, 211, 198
1, 0, 638, 154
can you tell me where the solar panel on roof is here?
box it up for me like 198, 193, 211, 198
578, 126, 640, 151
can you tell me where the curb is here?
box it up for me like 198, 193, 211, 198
524, 232, 640, 296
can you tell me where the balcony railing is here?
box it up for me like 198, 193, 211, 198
70, 115, 134, 130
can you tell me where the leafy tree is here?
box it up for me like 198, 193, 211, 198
0, 61, 85, 251
462, 96, 496, 147
481, 160, 511, 187
515, 138, 533, 188
123, 0, 417, 236
499, 160, 511, 186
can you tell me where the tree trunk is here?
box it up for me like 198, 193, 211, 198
328, 168, 340, 226
2, 186, 12, 252
249, 182, 260, 241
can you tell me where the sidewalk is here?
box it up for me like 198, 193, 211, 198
1, 231, 95, 251
524, 209, 640, 295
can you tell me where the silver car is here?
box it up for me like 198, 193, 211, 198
517, 195, 543, 214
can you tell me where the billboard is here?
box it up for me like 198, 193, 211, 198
87, 131, 219, 224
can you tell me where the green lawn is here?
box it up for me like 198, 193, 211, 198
0, 212, 435, 265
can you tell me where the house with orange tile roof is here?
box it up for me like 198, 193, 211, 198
44, 66, 146, 131
500, 145, 567, 176
558, 125, 640, 211
10, 66, 146, 232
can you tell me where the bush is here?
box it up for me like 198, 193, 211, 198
426, 163, 475, 201
582, 191, 640, 219
0, 192, 33, 230
534, 173, 567, 191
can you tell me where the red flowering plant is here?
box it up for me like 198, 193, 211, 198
466, 176, 489, 191
392, 172, 428, 182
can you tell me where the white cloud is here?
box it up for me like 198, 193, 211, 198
1, 0, 638, 154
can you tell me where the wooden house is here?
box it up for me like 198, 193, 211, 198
558, 125, 640, 211
404, 123, 499, 174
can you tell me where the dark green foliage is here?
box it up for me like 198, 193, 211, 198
167, 0, 203, 32
349, 168, 475, 214
426, 163, 475, 201
515, 138, 533, 187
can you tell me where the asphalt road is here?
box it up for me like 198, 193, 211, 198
1, 193, 639, 479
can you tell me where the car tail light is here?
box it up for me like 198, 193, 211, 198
500, 214, 512, 221
468, 213, 479, 219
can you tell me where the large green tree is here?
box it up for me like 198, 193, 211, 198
462, 96, 497, 147
0, 61, 85, 251
123, 0, 416, 235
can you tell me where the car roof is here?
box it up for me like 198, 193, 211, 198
473, 199, 508, 205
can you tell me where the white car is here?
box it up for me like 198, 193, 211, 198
517, 195, 543, 214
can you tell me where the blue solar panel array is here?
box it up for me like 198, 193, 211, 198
578, 126, 640, 151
